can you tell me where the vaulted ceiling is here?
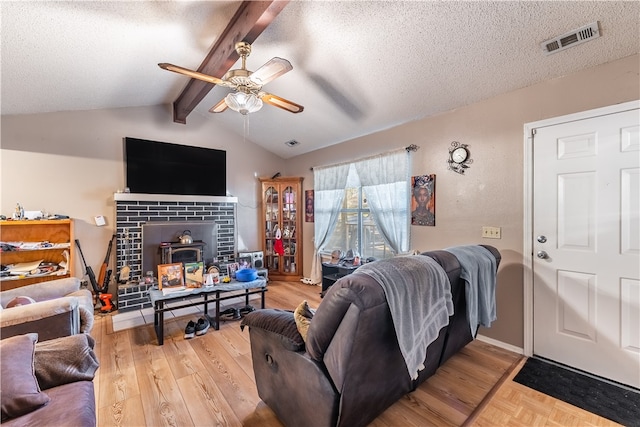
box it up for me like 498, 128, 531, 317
2, 1, 638, 158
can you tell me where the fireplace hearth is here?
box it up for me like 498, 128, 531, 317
114, 193, 237, 312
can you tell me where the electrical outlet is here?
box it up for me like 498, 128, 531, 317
493, 227, 501, 239
482, 226, 502, 239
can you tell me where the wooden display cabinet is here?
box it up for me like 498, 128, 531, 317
0, 219, 74, 291
259, 177, 303, 281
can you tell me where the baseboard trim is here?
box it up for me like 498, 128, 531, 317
476, 334, 524, 355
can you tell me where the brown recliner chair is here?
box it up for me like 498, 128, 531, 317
241, 245, 500, 427
0, 277, 94, 341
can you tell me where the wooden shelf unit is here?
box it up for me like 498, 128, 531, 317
0, 219, 74, 291
259, 177, 303, 281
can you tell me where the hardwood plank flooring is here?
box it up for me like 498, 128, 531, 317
91, 281, 620, 426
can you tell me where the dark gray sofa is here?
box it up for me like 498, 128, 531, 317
240, 245, 500, 427
1, 333, 98, 426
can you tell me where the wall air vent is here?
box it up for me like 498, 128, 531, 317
285, 140, 300, 147
541, 21, 601, 55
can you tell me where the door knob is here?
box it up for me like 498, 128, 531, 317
537, 235, 547, 243
537, 251, 549, 259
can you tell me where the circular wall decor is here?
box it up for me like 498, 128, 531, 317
447, 141, 473, 174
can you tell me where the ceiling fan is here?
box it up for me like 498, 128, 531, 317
159, 41, 303, 115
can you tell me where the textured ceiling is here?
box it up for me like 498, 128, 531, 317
2, 1, 639, 158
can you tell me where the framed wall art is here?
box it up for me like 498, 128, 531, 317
305, 189, 314, 222
411, 174, 436, 226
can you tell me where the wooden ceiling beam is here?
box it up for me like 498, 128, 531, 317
171, 0, 289, 124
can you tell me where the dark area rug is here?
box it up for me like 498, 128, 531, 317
513, 357, 640, 426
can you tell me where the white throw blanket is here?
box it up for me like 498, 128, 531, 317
358, 256, 453, 380
445, 245, 497, 336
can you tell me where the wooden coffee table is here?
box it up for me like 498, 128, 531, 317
148, 278, 267, 345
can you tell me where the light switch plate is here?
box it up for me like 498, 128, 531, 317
94, 215, 106, 226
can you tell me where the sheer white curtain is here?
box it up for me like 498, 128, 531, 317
309, 163, 350, 284
354, 149, 411, 254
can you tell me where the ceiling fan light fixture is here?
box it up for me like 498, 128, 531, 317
225, 91, 263, 115
160, 41, 302, 117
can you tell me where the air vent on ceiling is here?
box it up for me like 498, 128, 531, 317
541, 21, 600, 55
285, 140, 300, 147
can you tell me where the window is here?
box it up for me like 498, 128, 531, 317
310, 148, 411, 282
324, 165, 394, 259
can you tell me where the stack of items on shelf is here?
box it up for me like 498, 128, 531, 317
0, 241, 70, 281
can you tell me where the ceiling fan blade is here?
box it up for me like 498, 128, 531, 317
209, 98, 228, 113
158, 63, 235, 88
260, 93, 304, 114
249, 57, 292, 86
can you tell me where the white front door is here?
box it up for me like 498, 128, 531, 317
532, 103, 640, 388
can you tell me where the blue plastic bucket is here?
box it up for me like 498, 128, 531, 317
235, 268, 258, 282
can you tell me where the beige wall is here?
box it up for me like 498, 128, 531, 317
1, 105, 284, 276
287, 54, 640, 348
2, 54, 638, 348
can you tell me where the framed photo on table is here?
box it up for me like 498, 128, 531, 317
226, 262, 240, 279
237, 256, 252, 270
158, 263, 185, 294
184, 261, 204, 288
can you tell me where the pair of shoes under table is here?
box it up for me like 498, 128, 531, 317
219, 305, 254, 320
184, 317, 210, 339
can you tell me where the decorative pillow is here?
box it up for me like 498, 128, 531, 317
0, 333, 50, 421
34, 334, 99, 390
294, 300, 315, 342
5, 296, 37, 309
240, 309, 305, 351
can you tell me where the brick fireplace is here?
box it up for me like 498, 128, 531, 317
113, 193, 237, 312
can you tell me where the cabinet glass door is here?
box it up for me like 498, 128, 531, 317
281, 186, 297, 274
264, 185, 279, 271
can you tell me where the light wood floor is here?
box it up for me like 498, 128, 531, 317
91, 281, 621, 427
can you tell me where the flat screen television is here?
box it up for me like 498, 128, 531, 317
124, 137, 226, 196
